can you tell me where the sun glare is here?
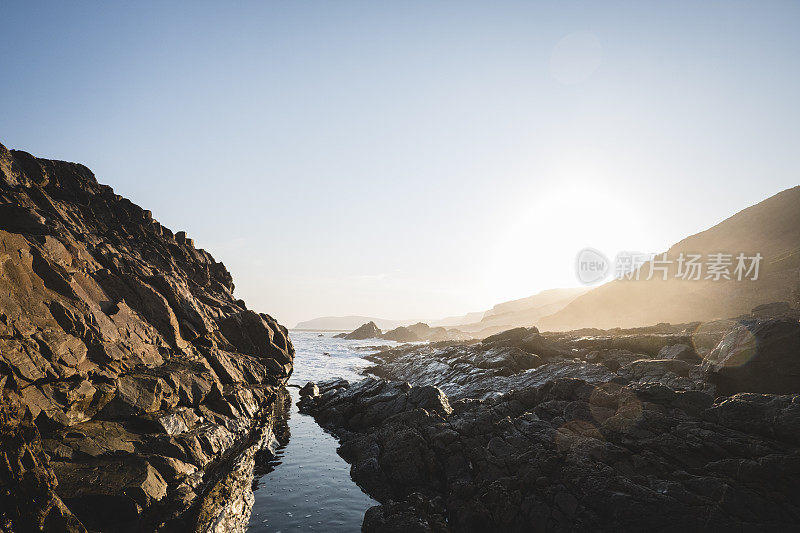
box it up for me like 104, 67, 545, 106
483, 176, 656, 302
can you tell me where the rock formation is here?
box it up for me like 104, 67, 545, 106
335, 321, 383, 340
0, 143, 294, 531
382, 322, 471, 343
300, 315, 800, 531
337, 321, 470, 343
701, 318, 800, 395
381, 325, 421, 343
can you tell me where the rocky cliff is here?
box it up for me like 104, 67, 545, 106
0, 143, 294, 531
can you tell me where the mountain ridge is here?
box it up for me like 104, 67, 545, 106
538, 185, 800, 331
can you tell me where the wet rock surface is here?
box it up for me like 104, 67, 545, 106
0, 143, 293, 531
301, 319, 800, 531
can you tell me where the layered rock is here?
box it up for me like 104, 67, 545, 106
0, 143, 293, 531
301, 317, 800, 531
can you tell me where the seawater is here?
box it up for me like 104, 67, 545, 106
248, 331, 396, 531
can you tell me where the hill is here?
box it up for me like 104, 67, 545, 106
539, 186, 800, 331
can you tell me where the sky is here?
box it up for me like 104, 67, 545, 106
1, 1, 799, 327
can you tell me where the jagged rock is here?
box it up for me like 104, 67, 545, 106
302, 375, 800, 532
364, 338, 613, 400
299, 382, 319, 398
584, 348, 642, 371
702, 318, 800, 394
96, 374, 176, 419
141, 406, 201, 435
563, 331, 693, 356
43, 419, 142, 459
217, 310, 293, 365
0, 143, 294, 531
147, 455, 198, 483
0, 393, 86, 532
304, 320, 800, 531
703, 392, 800, 444
152, 359, 219, 407
341, 321, 382, 340
299, 378, 451, 432
364, 322, 466, 343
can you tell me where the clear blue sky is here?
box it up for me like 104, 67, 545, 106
2, 1, 799, 326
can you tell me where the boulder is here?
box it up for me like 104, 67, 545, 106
751, 301, 794, 318
481, 327, 535, 346
658, 343, 701, 363
343, 321, 382, 340
299, 382, 319, 398
702, 319, 800, 394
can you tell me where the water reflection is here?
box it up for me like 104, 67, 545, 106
252, 390, 291, 485
249, 331, 383, 532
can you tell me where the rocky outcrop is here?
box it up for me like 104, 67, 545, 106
301, 318, 800, 531
751, 301, 798, 319
0, 143, 293, 531
362, 323, 715, 401
301, 376, 800, 531
338, 321, 471, 343
336, 321, 383, 340
383, 323, 471, 343
381, 326, 420, 343
701, 318, 800, 395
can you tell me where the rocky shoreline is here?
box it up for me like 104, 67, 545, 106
3, 140, 800, 532
0, 143, 294, 531
300, 315, 800, 531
